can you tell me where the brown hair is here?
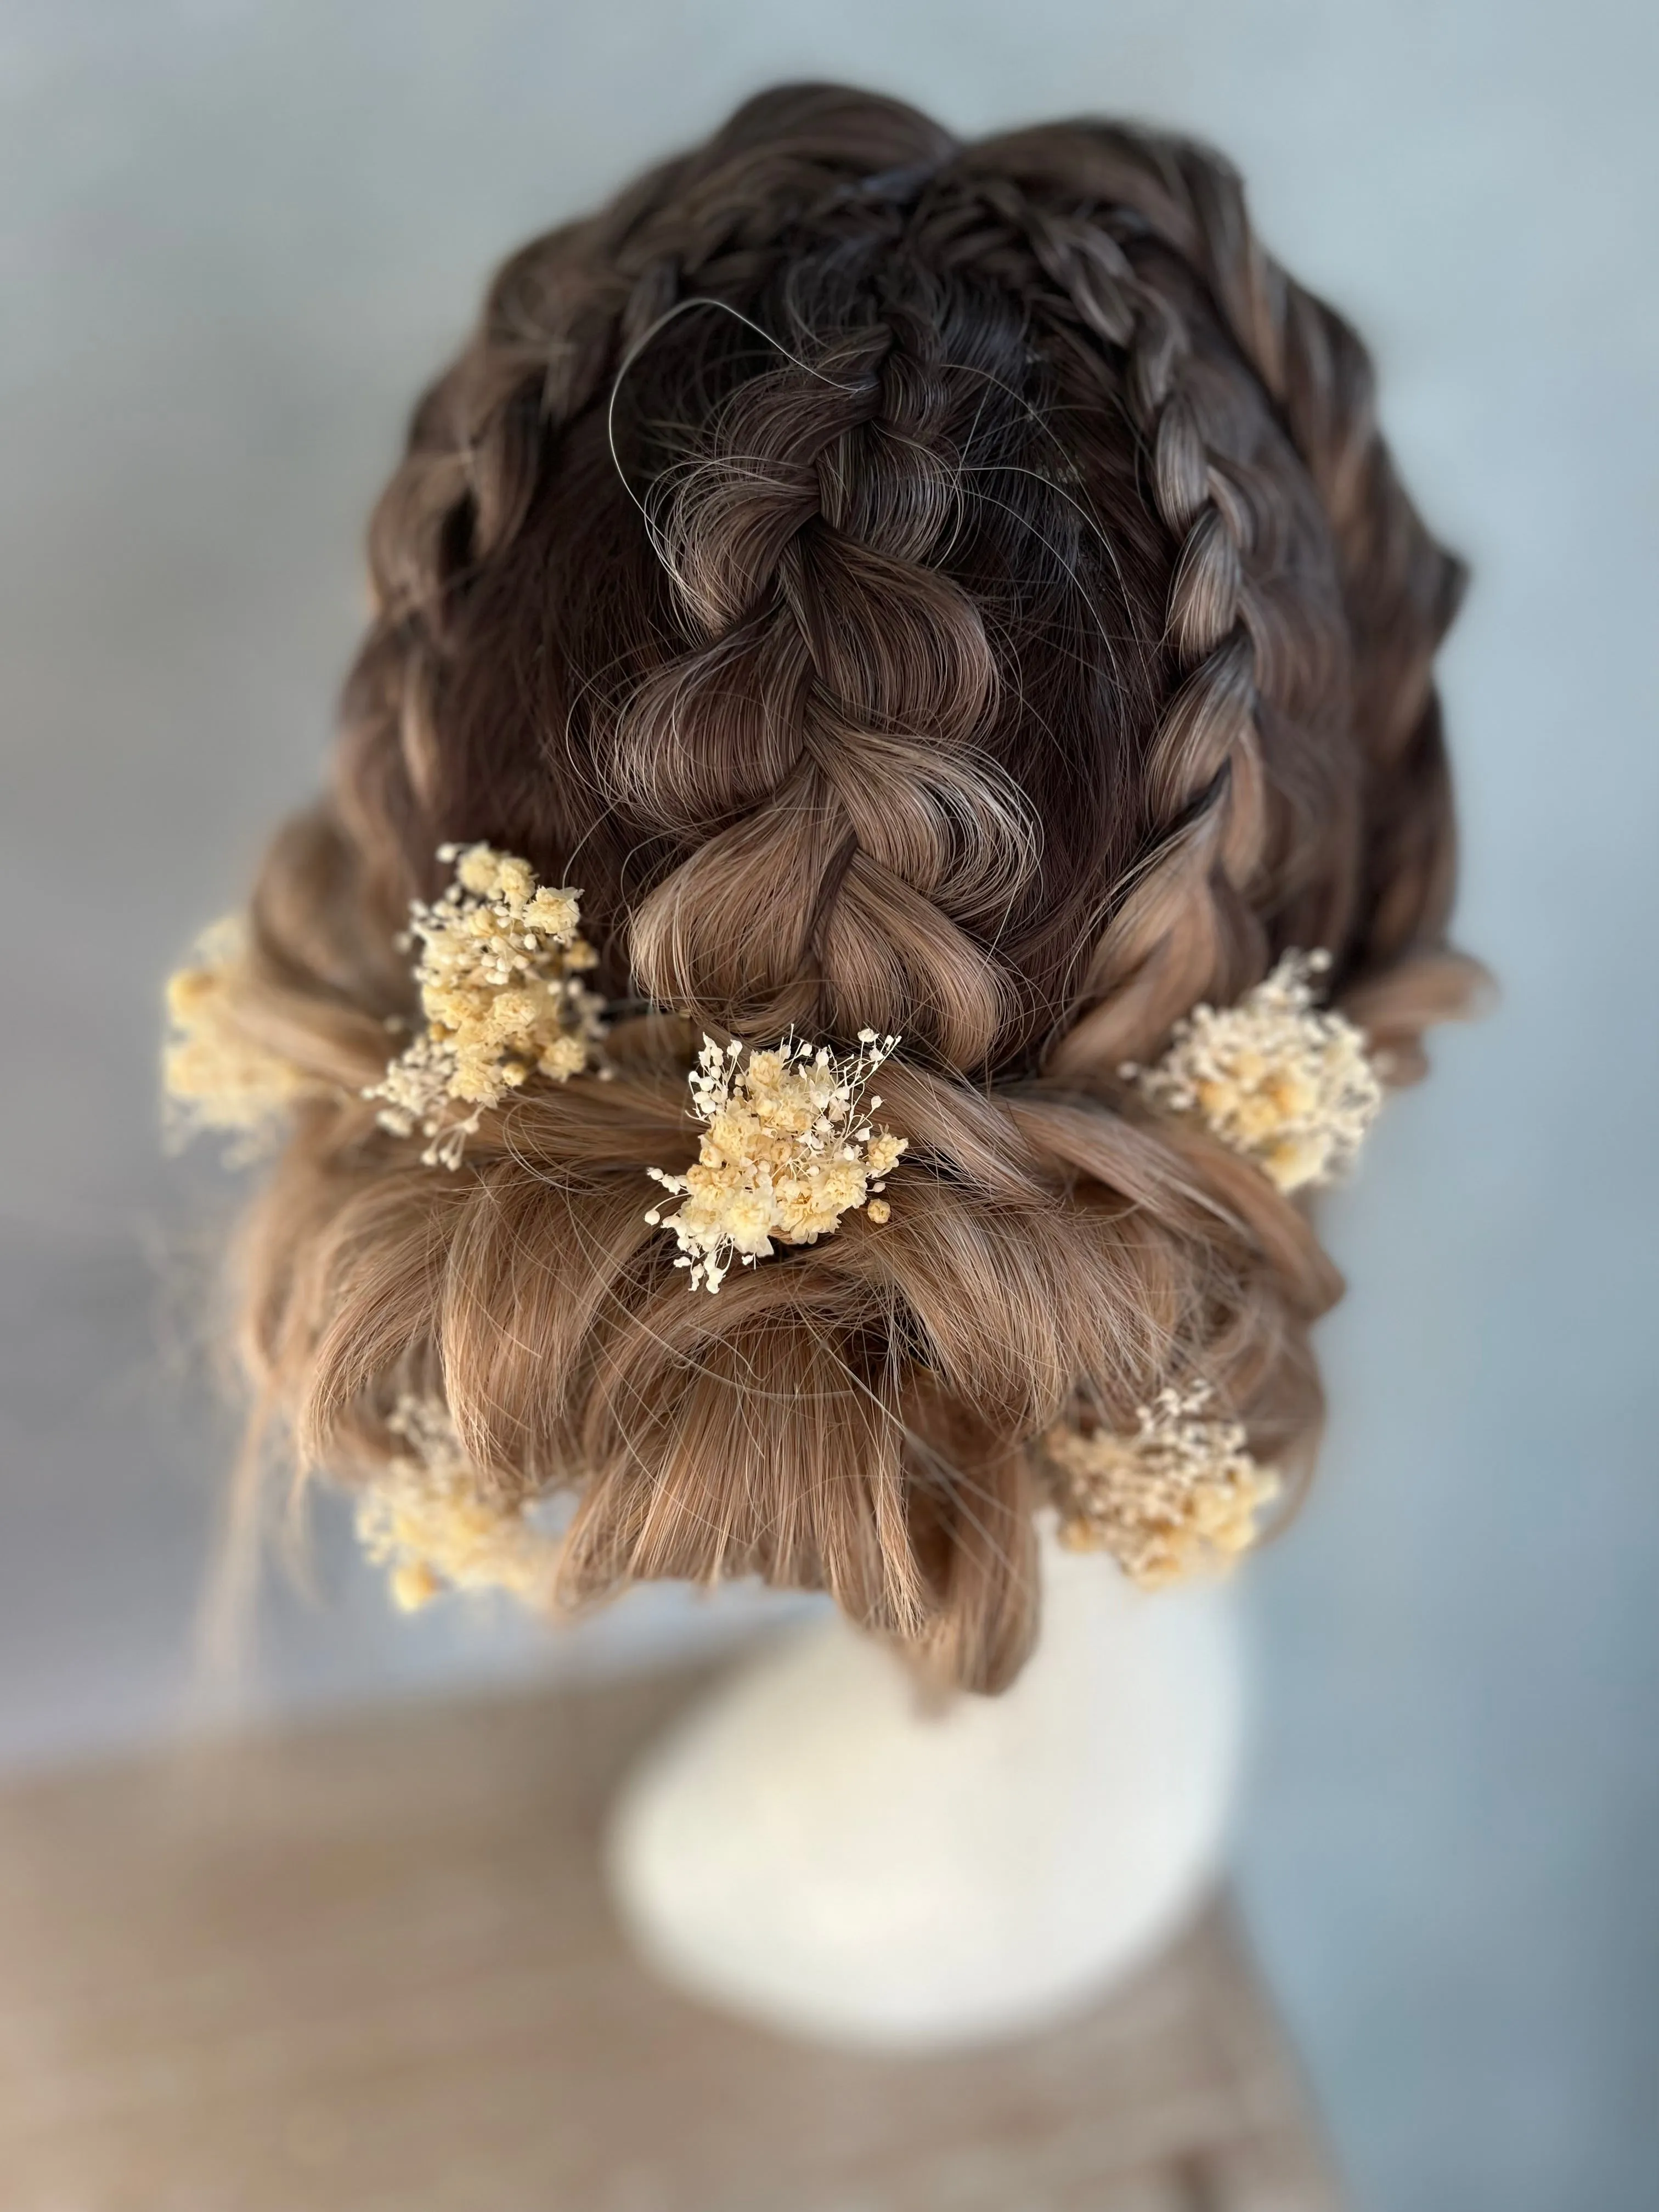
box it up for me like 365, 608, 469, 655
221, 84, 1479, 1691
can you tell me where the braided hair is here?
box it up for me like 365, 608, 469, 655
225, 85, 1477, 1691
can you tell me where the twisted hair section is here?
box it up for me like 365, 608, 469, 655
211, 84, 1478, 1690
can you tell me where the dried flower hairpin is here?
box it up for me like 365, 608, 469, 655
354, 1395, 562, 1612
646, 1031, 907, 1293
162, 916, 309, 1158
1122, 950, 1383, 1193
368, 843, 607, 1169
1041, 1385, 1280, 1588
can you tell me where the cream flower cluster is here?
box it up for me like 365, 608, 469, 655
367, 843, 606, 1169
646, 1032, 907, 1293
1123, 950, 1383, 1193
1042, 1385, 1280, 1587
354, 1395, 561, 1612
162, 917, 308, 1157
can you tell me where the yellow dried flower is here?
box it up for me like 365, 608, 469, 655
1041, 1385, 1280, 1588
354, 1395, 561, 1611
1122, 950, 1383, 1193
645, 1030, 908, 1294
366, 843, 606, 1169
162, 916, 308, 1158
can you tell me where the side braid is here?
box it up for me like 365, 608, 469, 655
1100, 130, 1472, 1012
957, 129, 1476, 1066
962, 182, 1352, 1075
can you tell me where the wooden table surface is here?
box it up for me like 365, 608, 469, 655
0, 1660, 1342, 2211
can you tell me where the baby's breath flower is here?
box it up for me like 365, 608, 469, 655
1122, 950, 1383, 1193
366, 843, 606, 1169
162, 916, 308, 1159
1041, 1385, 1279, 1588
645, 1030, 907, 1294
354, 1395, 560, 1612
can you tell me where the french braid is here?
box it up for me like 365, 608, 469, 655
210, 85, 1477, 1692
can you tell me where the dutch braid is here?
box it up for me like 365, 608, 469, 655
609, 279, 1040, 1068
951, 129, 1474, 1070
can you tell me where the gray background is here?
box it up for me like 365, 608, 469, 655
2, 4, 1655, 2208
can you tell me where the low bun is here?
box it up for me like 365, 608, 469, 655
185, 86, 1479, 1691
232, 977, 1339, 1691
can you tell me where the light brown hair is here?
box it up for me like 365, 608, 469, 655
218, 84, 1479, 1691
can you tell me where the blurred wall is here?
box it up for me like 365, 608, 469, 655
2, 5, 1655, 2208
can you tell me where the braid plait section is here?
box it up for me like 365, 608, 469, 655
947, 127, 1479, 1074
913, 160, 1355, 1077
608, 281, 1039, 1066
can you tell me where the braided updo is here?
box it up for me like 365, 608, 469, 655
221, 85, 1477, 1691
